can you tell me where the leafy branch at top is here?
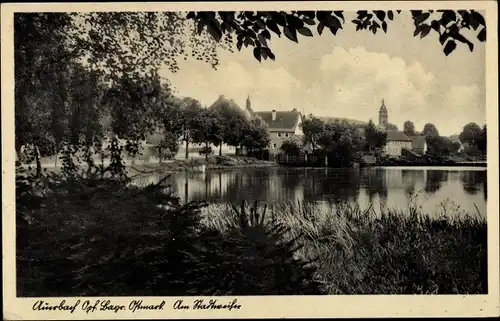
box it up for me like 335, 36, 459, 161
187, 10, 487, 62
410, 10, 486, 56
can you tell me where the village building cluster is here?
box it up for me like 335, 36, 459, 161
243, 96, 428, 158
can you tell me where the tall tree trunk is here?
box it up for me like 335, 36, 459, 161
185, 134, 189, 159
34, 144, 42, 178
219, 143, 222, 156
205, 141, 209, 162
184, 171, 189, 202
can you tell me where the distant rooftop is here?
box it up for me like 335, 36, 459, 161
387, 131, 411, 142
254, 110, 301, 132
321, 117, 368, 127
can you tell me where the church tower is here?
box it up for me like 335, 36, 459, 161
378, 99, 388, 129
244, 95, 253, 120
246, 95, 252, 111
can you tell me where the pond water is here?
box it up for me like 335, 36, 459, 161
133, 167, 487, 217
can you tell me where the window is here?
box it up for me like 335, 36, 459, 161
273, 143, 277, 149
277, 133, 282, 137
285, 133, 289, 137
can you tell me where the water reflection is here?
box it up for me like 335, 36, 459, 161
133, 167, 487, 217
424, 170, 449, 194
460, 171, 487, 196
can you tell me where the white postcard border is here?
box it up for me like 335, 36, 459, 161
2, 1, 499, 319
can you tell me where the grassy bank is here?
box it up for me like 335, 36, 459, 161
16, 172, 487, 296
130, 155, 278, 173
22, 155, 278, 175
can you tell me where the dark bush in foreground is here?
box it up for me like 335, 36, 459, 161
16, 171, 323, 296
183, 202, 324, 295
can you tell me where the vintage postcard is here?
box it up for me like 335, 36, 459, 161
2, 0, 499, 319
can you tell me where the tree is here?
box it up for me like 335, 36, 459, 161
155, 133, 180, 162
422, 123, 440, 137
241, 117, 271, 156
179, 97, 204, 159
152, 94, 185, 162
209, 96, 250, 155
14, 13, 76, 176
192, 108, 225, 161
459, 122, 482, 147
317, 121, 365, 166
477, 125, 487, 154
403, 121, 416, 136
187, 10, 486, 62
300, 115, 325, 153
280, 136, 302, 155
426, 136, 459, 156
25, 10, 483, 83
385, 123, 399, 131
364, 119, 387, 152
14, 14, 106, 175
67, 12, 229, 79
14, 10, 487, 174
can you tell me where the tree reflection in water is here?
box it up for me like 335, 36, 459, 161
132, 167, 487, 216
460, 170, 487, 197
361, 168, 388, 204
424, 170, 449, 194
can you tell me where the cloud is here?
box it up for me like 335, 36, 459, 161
163, 60, 302, 110
164, 45, 485, 136
440, 84, 486, 132
311, 46, 484, 135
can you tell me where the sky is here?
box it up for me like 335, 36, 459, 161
159, 11, 486, 136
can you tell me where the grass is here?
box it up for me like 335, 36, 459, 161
28, 155, 279, 175
16, 171, 487, 296
132, 155, 277, 171
203, 201, 487, 294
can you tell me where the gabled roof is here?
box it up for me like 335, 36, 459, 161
386, 131, 411, 142
254, 110, 301, 132
410, 135, 426, 150
211, 95, 242, 110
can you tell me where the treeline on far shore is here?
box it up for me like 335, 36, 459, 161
269, 151, 486, 169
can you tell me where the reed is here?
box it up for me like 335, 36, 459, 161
202, 200, 487, 294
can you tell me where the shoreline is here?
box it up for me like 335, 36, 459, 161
19, 161, 487, 176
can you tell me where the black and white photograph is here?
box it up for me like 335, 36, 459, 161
2, 1, 499, 319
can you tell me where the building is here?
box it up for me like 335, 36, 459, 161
243, 95, 253, 120
410, 135, 427, 154
377, 99, 398, 131
449, 135, 465, 153
245, 97, 303, 153
384, 131, 412, 156
371, 99, 427, 157
254, 109, 304, 153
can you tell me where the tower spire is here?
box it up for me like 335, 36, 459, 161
379, 98, 388, 128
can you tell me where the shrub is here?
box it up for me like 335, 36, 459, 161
17, 175, 325, 296
215, 155, 237, 166
16, 172, 208, 296
185, 201, 325, 295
